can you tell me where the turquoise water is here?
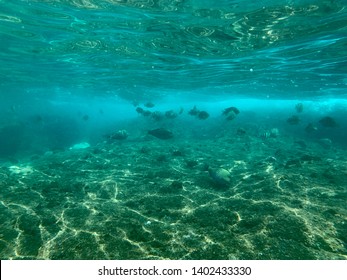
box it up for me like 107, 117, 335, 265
0, 0, 346, 259
1, 0, 346, 97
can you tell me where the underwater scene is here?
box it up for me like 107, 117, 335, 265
0, 0, 346, 260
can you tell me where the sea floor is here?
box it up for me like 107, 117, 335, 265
0, 132, 346, 260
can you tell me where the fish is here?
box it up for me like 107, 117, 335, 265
236, 128, 246, 135
260, 131, 271, 139
319, 116, 338, 128
188, 106, 209, 120
225, 111, 237, 121
287, 115, 300, 125
136, 107, 144, 114
151, 111, 164, 121
223, 106, 240, 121
144, 102, 155, 108
136, 107, 152, 117
295, 103, 304, 113
148, 128, 173, 139
106, 129, 128, 140
260, 128, 279, 139
305, 123, 318, 133
188, 106, 199, 116
142, 110, 152, 117
197, 111, 209, 120
223, 106, 240, 115
165, 110, 178, 119
208, 167, 231, 188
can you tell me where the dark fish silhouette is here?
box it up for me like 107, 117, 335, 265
236, 128, 246, 135
188, 106, 209, 120
319, 116, 338, 128
136, 107, 144, 114
143, 110, 152, 117
188, 106, 199, 116
225, 112, 237, 121
144, 102, 155, 108
295, 103, 304, 113
305, 123, 318, 133
151, 111, 163, 121
165, 110, 178, 119
223, 106, 240, 115
136, 107, 152, 117
148, 128, 173, 139
197, 111, 209, 120
82, 115, 89, 121
223, 106, 240, 121
106, 130, 128, 140
287, 115, 300, 125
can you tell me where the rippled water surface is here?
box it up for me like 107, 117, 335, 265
0, 0, 346, 98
